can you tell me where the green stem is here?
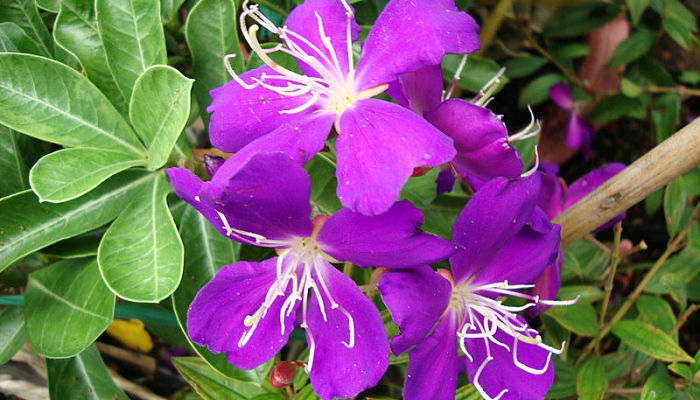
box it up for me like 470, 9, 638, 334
595, 222, 623, 355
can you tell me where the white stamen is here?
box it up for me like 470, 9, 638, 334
444, 54, 468, 101
472, 67, 506, 107
473, 357, 509, 400
509, 105, 541, 142
521, 145, 540, 177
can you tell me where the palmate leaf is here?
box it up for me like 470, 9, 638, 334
46, 345, 129, 399
0, 53, 145, 155
0, 0, 52, 56
129, 65, 193, 170
54, 0, 129, 113
185, 0, 242, 124
96, 0, 166, 99
98, 172, 183, 303
0, 170, 155, 272
29, 148, 147, 203
24, 258, 115, 358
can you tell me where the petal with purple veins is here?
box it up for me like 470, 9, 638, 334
354, 0, 480, 91
450, 174, 542, 283
564, 113, 594, 159
403, 310, 460, 400
187, 259, 297, 369
305, 261, 388, 400
208, 65, 317, 152
336, 98, 456, 215
378, 265, 453, 355
387, 65, 445, 115
317, 201, 455, 268
426, 99, 522, 182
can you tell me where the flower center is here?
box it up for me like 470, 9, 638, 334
226, 0, 387, 116
449, 279, 575, 400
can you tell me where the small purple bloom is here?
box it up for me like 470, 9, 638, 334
379, 173, 568, 400
209, 0, 481, 215
549, 82, 594, 159
167, 152, 455, 400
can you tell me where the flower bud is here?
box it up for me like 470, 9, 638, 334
269, 361, 297, 389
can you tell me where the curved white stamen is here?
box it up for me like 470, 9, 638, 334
521, 145, 540, 177
444, 54, 468, 101
513, 336, 554, 374
509, 105, 541, 142
472, 67, 506, 107
280, 92, 320, 114
473, 357, 509, 400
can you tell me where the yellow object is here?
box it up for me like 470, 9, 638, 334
105, 319, 154, 353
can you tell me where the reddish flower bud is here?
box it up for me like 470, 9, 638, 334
269, 361, 297, 389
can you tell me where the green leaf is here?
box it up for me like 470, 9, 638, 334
652, 93, 680, 143
421, 194, 469, 239
557, 285, 605, 303
518, 74, 564, 109
638, 56, 674, 86
442, 54, 508, 94
626, 0, 651, 26
185, 0, 242, 125
46, 345, 129, 399
668, 363, 693, 381
25, 258, 114, 358
607, 29, 657, 69
29, 148, 146, 203
0, 53, 145, 154
588, 94, 644, 124
544, 301, 599, 337
0, 0, 52, 56
659, 0, 698, 51
621, 77, 643, 98
664, 177, 688, 236
36, 0, 59, 12
172, 207, 244, 379
641, 371, 675, 400
305, 154, 342, 216
54, 0, 129, 113
503, 56, 547, 79
42, 228, 105, 259
577, 358, 607, 400
454, 384, 481, 400
0, 126, 29, 197
161, 0, 186, 24
129, 65, 193, 170
172, 357, 269, 400
636, 296, 676, 334
98, 172, 183, 303
96, 0, 167, 99
0, 22, 44, 55
645, 188, 664, 215
0, 170, 155, 272
399, 168, 439, 208
547, 358, 578, 398
611, 320, 694, 362
661, 274, 687, 311
679, 70, 700, 85
0, 306, 26, 365
544, 2, 620, 38
646, 247, 700, 294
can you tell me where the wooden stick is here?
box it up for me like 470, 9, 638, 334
554, 118, 700, 247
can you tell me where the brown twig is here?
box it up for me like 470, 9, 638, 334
555, 117, 700, 247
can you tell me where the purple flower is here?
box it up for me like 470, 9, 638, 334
167, 153, 454, 400
379, 174, 567, 400
549, 82, 594, 159
387, 65, 542, 192
208, 0, 481, 215
530, 162, 626, 315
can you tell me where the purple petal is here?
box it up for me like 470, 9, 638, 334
403, 311, 459, 400
283, 0, 359, 79
436, 168, 456, 194
354, 0, 480, 91
208, 65, 318, 152
564, 113, 594, 159
563, 162, 626, 231
450, 174, 542, 284
537, 165, 564, 220
472, 207, 561, 288
378, 265, 452, 355
529, 251, 563, 316
204, 154, 225, 179
387, 65, 444, 115
317, 200, 455, 268
305, 261, 388, 400
549, 82, 573, 111
172, 153, 312, 245
210, 111, 335, 177
187, 259, 296, 369
426, 99, 522, 182
464, 315, 554, 400
336, 98, 456, 215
